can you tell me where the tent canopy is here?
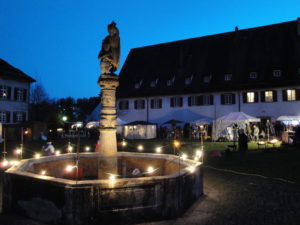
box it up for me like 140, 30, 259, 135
277, 115, 300, 121
217, 112, 260, 122
212, 112, 260, 141
190, 117, 213, 125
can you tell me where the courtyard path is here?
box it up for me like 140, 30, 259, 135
1, 167, 300, 225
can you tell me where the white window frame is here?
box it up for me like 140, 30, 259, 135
151, 99, 162, 109
135, 99, 145, 109
247, 92, 255, 103
224, 94, 233, 105
265, 91, 273, 102
0, 86, 8, 99
273, 70, 281, 77
119, 100, 129, 110
17, 88, 24, 101
190, 96, 198, 106
203, 95, 211, 105
172, 97, 182, 107
249, 72, 257, 79
224, 74, 232, 81
0, 111, 7, 123
287, 89, 296, 101
16, 112, 23, 122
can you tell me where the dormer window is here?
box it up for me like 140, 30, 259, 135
134, 80, 143, 89
273, 70, 281, 77
150, 78, 159, 88
167, 76, 175, 86
203, 74, 212, 84
249, 72, 257, 79
185, 75, 194, 85
224, 74, 232, 81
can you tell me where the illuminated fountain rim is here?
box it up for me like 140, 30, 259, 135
5, 152, 202, 186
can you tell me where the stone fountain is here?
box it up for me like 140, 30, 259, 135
2, 22, 203, 225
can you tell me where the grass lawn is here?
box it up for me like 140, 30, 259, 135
1, 137, 299, 184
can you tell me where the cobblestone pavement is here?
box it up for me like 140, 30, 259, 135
1, 167, 300, 225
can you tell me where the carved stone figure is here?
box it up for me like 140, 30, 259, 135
98, 21, 120, 73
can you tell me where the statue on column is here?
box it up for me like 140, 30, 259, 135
98, 21, 120, 74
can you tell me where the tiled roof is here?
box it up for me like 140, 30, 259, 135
0, 59, 36, 82
118, 20, 300, 98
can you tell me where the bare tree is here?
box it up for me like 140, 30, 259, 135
30, 83, 48, 104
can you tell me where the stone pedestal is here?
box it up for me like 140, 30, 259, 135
98, 73, 119, 176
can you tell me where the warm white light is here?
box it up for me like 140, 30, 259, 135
258, 141, 266, 145
57, 128, 63, 132
55, 150, 61, 156
187, 166, 196, 173
155, 147, 162, 153
40, 170, 46, 175
65, 165, 74, 172
24, 130, 29, 135
174, 140, 180, 148
16, 149, 22, 155
196, 150, 203, 157
35, 153, 41, 159
147, 166, 154, 173
181, 154, 188, 160
122, 141, 127, 147
194, 156, 200, 161
270, 139, 278, 144
68, 146, 73, 152
62, 116, 68, 121
85, 146, 90, 151
137, 145, 144, 151
1, 160, 9, 167
109, 174, 116, 181
9, 160, 20, 166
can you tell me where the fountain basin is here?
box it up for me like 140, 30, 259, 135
3, 152, 203, 225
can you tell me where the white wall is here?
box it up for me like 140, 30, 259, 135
117, 86, 300, 126
0, 78, 30, 123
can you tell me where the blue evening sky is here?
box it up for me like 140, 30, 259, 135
1, 0, 299, 99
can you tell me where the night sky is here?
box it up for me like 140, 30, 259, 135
1, 0, 299, 99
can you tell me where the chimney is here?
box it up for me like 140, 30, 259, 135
235, 26, 239, 32
297, 18, 300, 36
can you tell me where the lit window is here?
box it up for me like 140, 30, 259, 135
224, 74, 232, 81
249, 72, 257, 79
265, 91, 273, 102
247, 92, 255, 103
273, 70, 281, 77
0, 111, 7, 123
119, 100, 129, 110
134, 99, 145, 109
287, 89, 296, 101
0, 86, 8, 99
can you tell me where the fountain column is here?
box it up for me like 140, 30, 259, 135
97, 22, 121, 179
98, 72, 119, 157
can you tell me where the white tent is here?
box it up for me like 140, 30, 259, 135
212, 112, 260, 141
86, 118, 127, 134
123, 121, 157, 139
277, 115, 300, 125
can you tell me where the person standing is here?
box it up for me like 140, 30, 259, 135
253, 125, 260, 141
238, 129, 248, 152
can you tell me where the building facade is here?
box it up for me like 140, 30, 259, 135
117, 19, 300, 126
0, 59, 35, 125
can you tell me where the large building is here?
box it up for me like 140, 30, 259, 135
0, 59, 35, 125
117, 19, 300, 126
